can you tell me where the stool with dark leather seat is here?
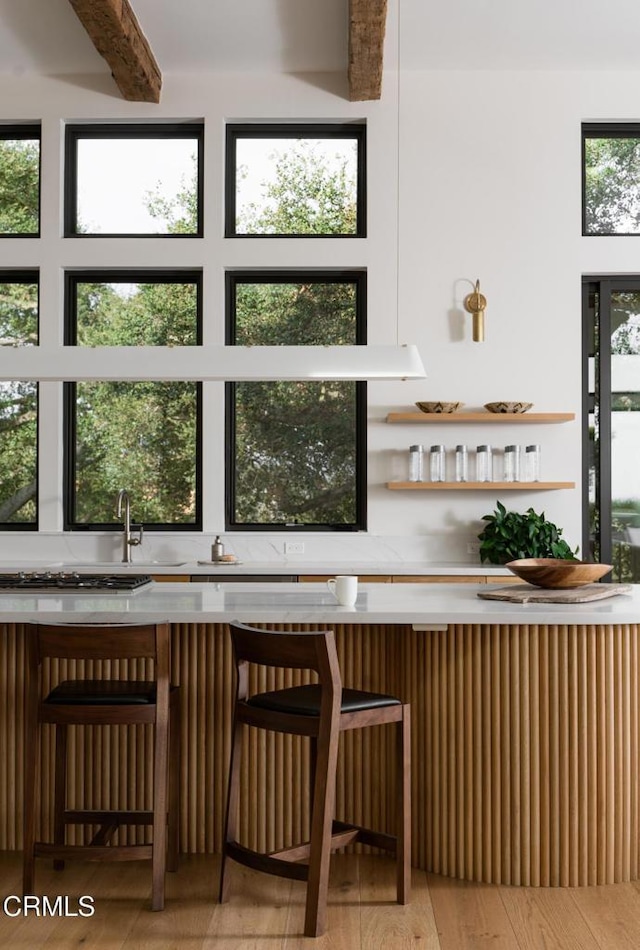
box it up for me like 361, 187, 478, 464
219, 620, 411, 938
22, 621, 180, 911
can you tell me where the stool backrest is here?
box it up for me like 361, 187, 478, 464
228, 621, 342, 693
31, 622, 168, 663
26, 624, 171, 710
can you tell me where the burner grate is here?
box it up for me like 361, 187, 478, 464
0, 572, 153, 592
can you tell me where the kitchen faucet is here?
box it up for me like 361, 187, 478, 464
115, 489, 143, 563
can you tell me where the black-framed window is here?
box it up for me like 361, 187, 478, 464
64, 123, 204, 237
582, 123, 640, 235
63, 271, 202, 530
225, 123, 366, 237
0, 270, 39, 527
0, 124, 40, 236
225, 271, 367, 531
583, 276, 640, 581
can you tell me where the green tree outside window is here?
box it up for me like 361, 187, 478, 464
0, 278, 38, 524
0, 135, 39, 235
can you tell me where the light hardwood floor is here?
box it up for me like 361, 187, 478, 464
2, 852, 640, 948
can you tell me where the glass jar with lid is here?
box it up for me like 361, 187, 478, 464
525, 444, 541, 482
503, 445, 521, 482
429, 445, 446, 482
455, 444, 468, 482
476, 445, 493, 482
408, 444, 424, 482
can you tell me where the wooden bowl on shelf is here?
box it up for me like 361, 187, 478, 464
415, 401, 463, 413
484, 401, 533, 414
505, 558, 612, 589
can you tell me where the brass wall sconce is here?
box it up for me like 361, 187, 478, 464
463, 279, 487, 342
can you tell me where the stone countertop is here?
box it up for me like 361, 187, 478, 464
0, 561, 511, 576
183, 561, 510, 576
0, 581, 636, 626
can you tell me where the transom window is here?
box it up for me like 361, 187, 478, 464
0, 125, 40, 236
225, 271, 366, 530
225, 123, 366, 237
583, 123, 640, 235
64, 123, 204, 237
64, 272, 202, 530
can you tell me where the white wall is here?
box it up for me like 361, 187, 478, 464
368, 68, 640, 555
1, 54, 639, 563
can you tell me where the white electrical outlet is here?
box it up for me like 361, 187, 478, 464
284, 542, 305, 555
467, 542, 480, 555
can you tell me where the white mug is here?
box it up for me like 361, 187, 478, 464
327, 575, 358, 606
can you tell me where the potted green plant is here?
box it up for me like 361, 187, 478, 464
477, 501, 579, 564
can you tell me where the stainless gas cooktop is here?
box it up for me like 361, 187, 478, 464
0, 572, 153, 592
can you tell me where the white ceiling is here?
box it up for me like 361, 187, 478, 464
1, 0, 640, 78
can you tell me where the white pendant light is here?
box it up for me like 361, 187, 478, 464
0, 344, 425, 381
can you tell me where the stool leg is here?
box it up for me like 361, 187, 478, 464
151, 716, 169, 911
22, 730, 38, 896
53, 724, 67, 871
304, 724, 339, 938
308, 736, 317, 827
219, 716, 243, 903
396, 706, 411, 904
167, 692, 180, 873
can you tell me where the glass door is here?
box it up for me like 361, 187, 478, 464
584, 278, 640, 581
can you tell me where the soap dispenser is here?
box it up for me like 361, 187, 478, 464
211, 535, 225, 561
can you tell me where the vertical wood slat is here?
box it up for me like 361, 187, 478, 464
509, 624, 520, 885
604, 624, 615, 882
568, 624, 579, 886
586, 624, 598, 884
490, 624, 502, 882
480, 622, 492, 882
576, 622, 588, 884
432, 631, 440, 873
632, 627, 639, 881
529, 625, 540, 886
548, 624, 559, 885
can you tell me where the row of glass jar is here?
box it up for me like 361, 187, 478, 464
408, 444, 541, 483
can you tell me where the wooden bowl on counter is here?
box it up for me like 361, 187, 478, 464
505, 558, 612, 589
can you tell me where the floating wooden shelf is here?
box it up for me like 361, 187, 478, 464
386, 412, 575, 424
386, 481, 576, 491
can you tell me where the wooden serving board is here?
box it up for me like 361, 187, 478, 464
477, 583, 632, 604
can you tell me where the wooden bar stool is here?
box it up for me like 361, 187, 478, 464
219, 620, 411, 937
23, 621, 180, 911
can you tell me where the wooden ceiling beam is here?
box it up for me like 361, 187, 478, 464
348, 0, 388, 102
67, 0, 162, 103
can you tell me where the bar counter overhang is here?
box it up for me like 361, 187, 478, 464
2, 580, 639, 889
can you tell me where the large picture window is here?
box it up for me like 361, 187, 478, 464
225, 123, 366, 237
0, 124, 40, 236
0, 272, 38, 526
64, 272, 201, 530
64, 123, 204, 237
226, 271, 366, 530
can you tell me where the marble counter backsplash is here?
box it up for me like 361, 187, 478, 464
0, 531, 485, 568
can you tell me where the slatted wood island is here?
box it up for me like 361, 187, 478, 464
1, 580, 639, 888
